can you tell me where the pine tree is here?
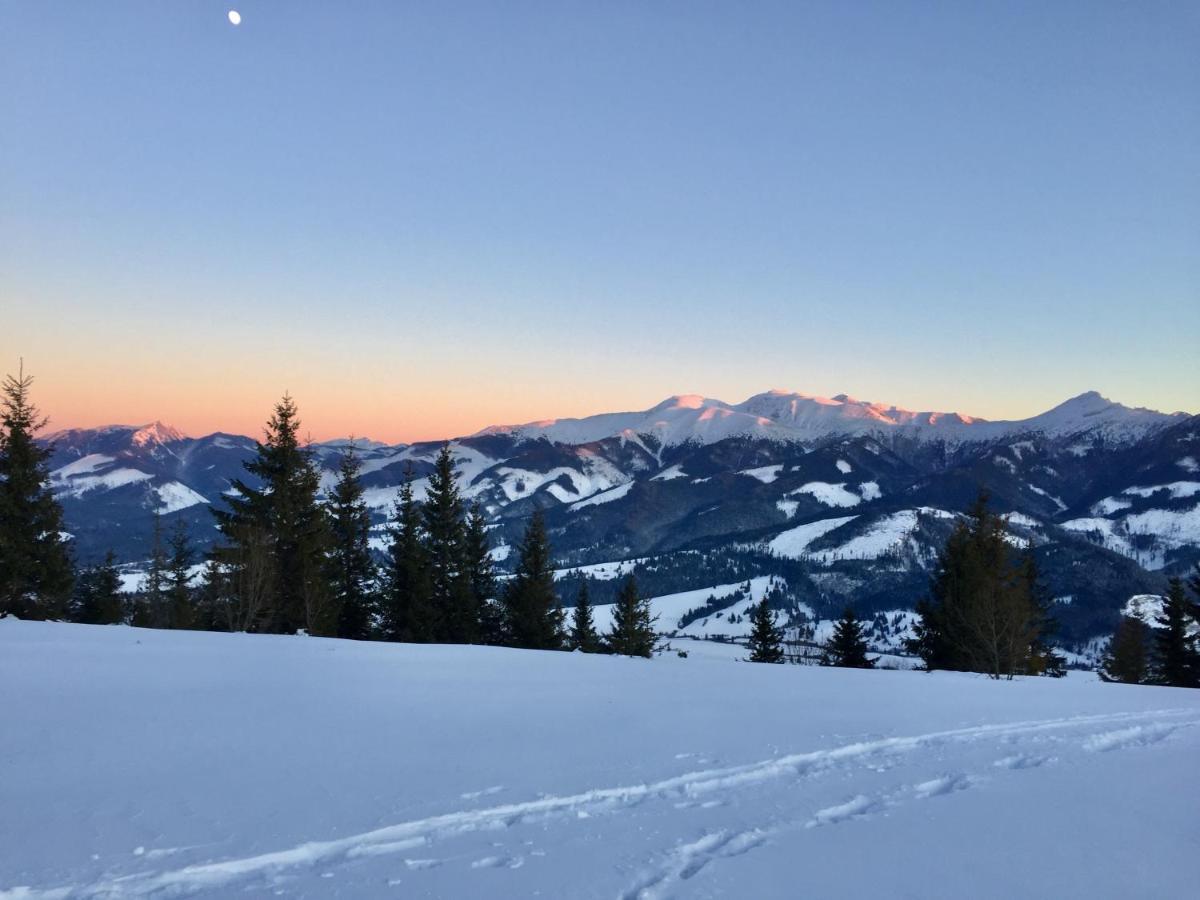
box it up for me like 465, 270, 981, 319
569, 581, 602, 652
502, 510, 564, 650
607, 575, 656, 657
1152, 578, 1200, 688
328, 446, 377, 640
423, 444, 476, 643
1100, 616, 1149, 684
821, 607, 876, 668
212, 395, 333, 635
381, 466, 435, 642
0, 364, 73, 619
132, 510, 168, 628
166, 519, 194, 630
464, 504, 505, 644
72, 550, 124, 625
907, 493, 1050, 679
746, 598, 785, 663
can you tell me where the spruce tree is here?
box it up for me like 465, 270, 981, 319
381, 466, 435, 642
166, 519, 194, 630
607, 575, 657, 657
132, 510, 168, 628
73, 550, 124, 625
212, 395, 333, 635
502, 510, 564, 650
328, 446, 377, 640
569, 581, 602, 652
747, 598, 785, 663
821, 607, 876, 668
1100, 616, 1148, 684
464, 504, 505, 644
423, 444, 476, 643
906, 493, 1050, 679
1152, 578, 1200, 688
0, 364, 73, 619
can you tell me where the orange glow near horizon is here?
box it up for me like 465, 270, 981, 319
22, 362, 1197, 448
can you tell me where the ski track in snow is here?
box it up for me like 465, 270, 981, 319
6, 709, 1195, 899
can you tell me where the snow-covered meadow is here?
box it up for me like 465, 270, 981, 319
2, 620, 1197, 899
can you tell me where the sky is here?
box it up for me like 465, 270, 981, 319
2, 1, 1197, 443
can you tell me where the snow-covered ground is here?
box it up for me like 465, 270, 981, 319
2, 620, 1198, 899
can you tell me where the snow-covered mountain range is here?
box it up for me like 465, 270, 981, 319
477, 390, 1188, 449
41, 390, 1199, 646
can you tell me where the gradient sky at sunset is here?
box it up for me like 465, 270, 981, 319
2, 1, 1197, 443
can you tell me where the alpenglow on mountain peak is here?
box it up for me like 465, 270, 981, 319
476, 390, 1188, 449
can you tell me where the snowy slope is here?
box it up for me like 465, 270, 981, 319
2, 620, 1198, 899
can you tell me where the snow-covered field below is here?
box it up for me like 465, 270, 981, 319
2, 620, 1198, 899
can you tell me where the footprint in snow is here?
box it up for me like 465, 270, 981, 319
912, 774, 973, 799
994, 753, 1052, 770
470, 855, 524, 870
460, 785, 505, 800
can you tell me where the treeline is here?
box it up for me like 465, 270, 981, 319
0, 382, 660, 656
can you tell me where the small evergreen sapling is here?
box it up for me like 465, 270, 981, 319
570, 581, 602, 653
822, 607, 876, 669
607, 575, 657, 657
746, 598, 785, 663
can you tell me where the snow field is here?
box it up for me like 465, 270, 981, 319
2, 621, 1198, 899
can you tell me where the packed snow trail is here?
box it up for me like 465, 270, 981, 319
2, 621, 1199, 898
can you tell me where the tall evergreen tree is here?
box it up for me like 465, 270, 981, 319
328, 446, 376, 640
166, 519, 194, 630
464, 504, 505, 644
502, 510, 564, 650
212, 395, 333, 635
423, 444, 476, 643
907, 493, 1051, 679
0, 364, 73, 619
569, 581, 602, 652
1100, 616, 1149, 684
381, 466, 435, 642
132, 510, 168, 628
1152, 578, 1200, 688
72, 550, 124, 625
821, 607, 876, 668
607, 575, 656, 657
746, 598, 785, 663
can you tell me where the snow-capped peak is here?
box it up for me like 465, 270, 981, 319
130, 422, 187, 447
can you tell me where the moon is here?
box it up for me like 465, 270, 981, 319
228, 10, 241, 26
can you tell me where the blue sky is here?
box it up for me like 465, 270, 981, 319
2, 1, 1197, 441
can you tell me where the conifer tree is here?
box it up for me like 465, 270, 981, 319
607, 575, 656, 657
569, 581, 602, 652
747, 598, 785, 663
73, 550, 124, 625
328, 446, 377, 640
1152, 578, 1200, 688
1100, 616, 1148, 684
821, 607, 876, 668
213, 395, 333, 635
502, 510, 564, 650
132, 510, 168, 628
166, 519, 194, 630
0, 364, 73, 619
423, 444, 476, 643
464, 504, 505, 644
381, 466, 435, 642
907, 493, 1051, 679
